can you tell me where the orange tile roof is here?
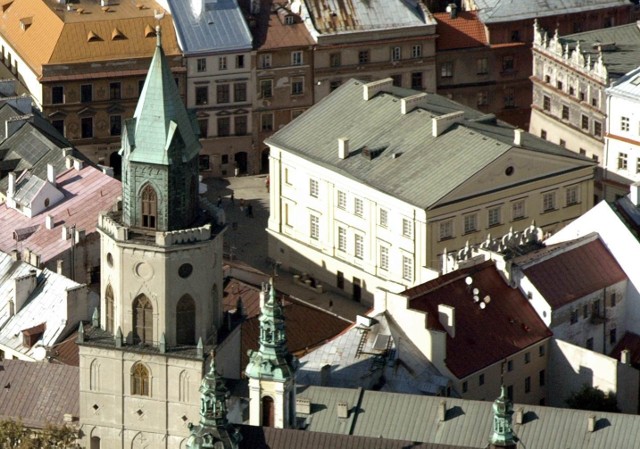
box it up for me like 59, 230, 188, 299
257, 1, 315, 51
0, 0, 181, 76
404, 261, 551, 379
434, 11, 487, 51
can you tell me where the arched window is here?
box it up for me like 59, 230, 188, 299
90, 359, 100, 391
90, 436, 101, 449
178, 370, 189, 403
105, 284, 114, 333
141, 184, 157, 229
262, 396, 274, 427
131, 363, 150, 396
176, 295, 196, 345
132, 295, 153, 344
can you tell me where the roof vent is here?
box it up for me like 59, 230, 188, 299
145, 24, 156, 37
362, 78, 393, 101
336, 401, 349, 419
19, 17, 32, 31
87, 31, 100, 42
111, 28, 125, 40
593, 42, 616, 52
76, 7, 84, 14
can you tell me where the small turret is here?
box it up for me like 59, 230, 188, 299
490, 385, 517, 448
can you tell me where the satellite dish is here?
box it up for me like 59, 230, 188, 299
32, 346, 47, 361
465, 276, 473, 286
480, 302, 486, 310
473, 295, 479, 302
484, 295, 491, 304
472, 288, 479, 295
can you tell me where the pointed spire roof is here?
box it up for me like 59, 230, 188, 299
490, 385, 516, 447
128, 25, 200, 166
245, 278, 296, 382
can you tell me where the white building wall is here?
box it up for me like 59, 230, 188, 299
605, 89, 640, 184
0, 36, 42, 107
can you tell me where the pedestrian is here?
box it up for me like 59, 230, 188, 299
265, 175, 270, 193
246, 202, 253, 218
217, 196, 222, 208
329, 300, 333, 312
230, 192, 235, 205
240, 198, 245, 212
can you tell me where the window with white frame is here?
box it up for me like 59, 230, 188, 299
618, 152, 628, 170
463, 214, 477, 234
196, 58, 206, 73
542, 191, 556, 212
565, 185, 580, 206
439, 219, 453, 240
379, 245, 389, 271
488, 206, 501, 227
219, 56, 227, 70
402, 255, 413, 281
411, 44, 422, 58
291, 51, 303, 66
391, 46, 401, 61
310, 215, 319, 240
621, 116, 630, 132
354, 197, 363, 217
309, 179, 319, 197
259, 53, 272, 68
512, 200, 525, 220
354, 234, 364, 259
379, 208, 388, 228
337, 226, 346, 252
337, 191, 346, 209
402, 218, 412, 238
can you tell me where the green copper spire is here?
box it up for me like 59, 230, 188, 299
490, 385, 516, 447
120, 25, 202, 231
186, 352, 242, 449
245, 279, 296, 381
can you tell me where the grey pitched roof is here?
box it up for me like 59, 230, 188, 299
472, 0, 629, 24
558, 22, 640, 80
303, 0, 435, 34
295, 385, 640, 447
608, 65, 640, 98
266, 79, 592, 210
0, 359, 79, 428
167, 0, 253, 54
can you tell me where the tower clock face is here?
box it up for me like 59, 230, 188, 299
179, 263, 193, 278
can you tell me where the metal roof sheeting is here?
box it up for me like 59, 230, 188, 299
167, 0, 253, 54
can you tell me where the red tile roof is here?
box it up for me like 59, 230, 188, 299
434, 11, 487, 51
521, 238, 627, 310
254, 0, 315, 51
0, 165, 120, 264
403, 261, 551, 379
610, 332, 640, 368
0, 359, 78, 428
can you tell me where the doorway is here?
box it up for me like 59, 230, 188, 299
352, 277, 361, 302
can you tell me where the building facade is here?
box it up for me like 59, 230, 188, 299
0, 0, 184, 171
78, 32, 225, 449
266, 78, 595, 305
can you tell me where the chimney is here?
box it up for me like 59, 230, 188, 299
296, 397, 311, 415
61, 225, 69, 240
437, 304, 455, 338
621, 349, 631, 365
432, 111, 464, 137
401, 92, 428, 114
336, 401, 349, 419
362, 78, 393, 101
320, 364, 331, 386
514, 128, 523, 146
438, 400, 447, 422
45, 215, 54, 230
10, 250, 19, 261
73, 158, 84, 171
8, 299, 14, 317
57, 260, 63, 275
515, 407, 524, 424
47, 164, 56, 186
588, 415, 596, 432
7, 172, 16, 198
14, 270, 38, 313
630, 181, 640, 207
338, 138, 349, 159
448, 3, 458, 19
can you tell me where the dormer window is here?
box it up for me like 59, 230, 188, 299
141, 184, 157, 229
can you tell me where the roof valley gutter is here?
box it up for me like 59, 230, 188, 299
349, 386, 365, 435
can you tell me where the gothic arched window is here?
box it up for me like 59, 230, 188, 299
141, 184, 157, 229
176, 295, 196, 345
262, 396, 274, 427
131, 362, 150, 396
132, 294, 153, 344
105, 284, 114, 333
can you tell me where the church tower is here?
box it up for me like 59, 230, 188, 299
489, 386, 517, 449
78, 27, 225, 449
245, 279, 297, 428
186, 353, 242, 449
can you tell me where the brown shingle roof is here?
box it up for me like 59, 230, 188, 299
257, 1, 315, 50
521, 238, 627, 309
404, 261, 551, 379
0, 359, 78, 428
434, 11, 487, 51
